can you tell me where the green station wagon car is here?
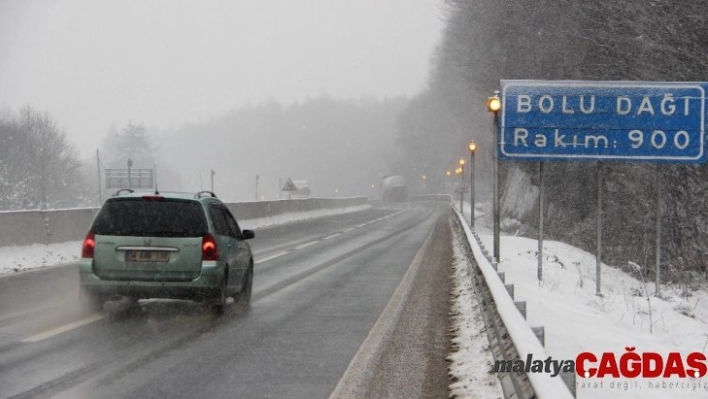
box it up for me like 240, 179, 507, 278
79, 190, 255, 314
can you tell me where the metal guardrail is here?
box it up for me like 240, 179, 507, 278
451, 207, 575, 399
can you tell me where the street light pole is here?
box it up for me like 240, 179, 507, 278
210, 169, 215, 192
96, 149, 102, 205
458, 159, 465, 214
255, 174, 260, 201
469, 142, 477, 227
487, 91, 502, 262
493, 113, 500, 262
127, 158, 133, 189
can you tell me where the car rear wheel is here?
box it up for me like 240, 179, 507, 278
210, 277, 227, 315
235, 266, 253, 309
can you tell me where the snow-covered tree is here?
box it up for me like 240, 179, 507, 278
0, 106, 84, 210
102, 121, 157, 167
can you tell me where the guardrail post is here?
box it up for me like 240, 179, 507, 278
531, 326, 545, 346
560, 372, 577, 397
505, 284, 514, 299
515, 301, 526, 319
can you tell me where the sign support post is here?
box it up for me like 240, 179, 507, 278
596, 164, 603, 297
655, 164, 663, 296
538, 162, 544, 283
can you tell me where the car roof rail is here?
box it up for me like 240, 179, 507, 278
114, 188, 135, 196
195, 191, 218, 199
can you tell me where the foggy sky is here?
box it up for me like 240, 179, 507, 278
0, 0, 444, 157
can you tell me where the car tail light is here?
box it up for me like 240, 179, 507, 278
202, 234, 219, 261
82, 231, 95, 258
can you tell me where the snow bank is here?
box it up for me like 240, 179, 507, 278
239, 204, 371, 230
474, 225, 708, 398
0, 241, 82, 275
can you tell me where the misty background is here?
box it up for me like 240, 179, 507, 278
3, 0, 708, 282
0, 0, 443, 201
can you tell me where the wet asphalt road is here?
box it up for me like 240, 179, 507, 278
0, 203, 450, 399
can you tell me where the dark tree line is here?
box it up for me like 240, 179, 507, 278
395, 0, 708, 279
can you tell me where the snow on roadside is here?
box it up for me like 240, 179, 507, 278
239, 204, 371, 230
472, 224, 708, 398
448, 218, 503, 399
0, 204, 372, 277
0, 241, 82, 275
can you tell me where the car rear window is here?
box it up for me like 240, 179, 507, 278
91, 198, 207, 237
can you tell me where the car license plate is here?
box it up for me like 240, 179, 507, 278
125, 250, 170, 263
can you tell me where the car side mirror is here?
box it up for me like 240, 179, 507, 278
241, 230, 255, 240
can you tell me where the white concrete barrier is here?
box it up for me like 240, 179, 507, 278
0, 197, 368, 247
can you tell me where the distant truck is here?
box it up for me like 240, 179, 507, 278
381, 175, 407, 202
290, 180, 311, 199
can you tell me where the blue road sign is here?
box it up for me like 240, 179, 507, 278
499, 80, 707, 163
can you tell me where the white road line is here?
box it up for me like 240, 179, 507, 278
21, 314, 105, 343
294, 241, 320, 250
342, 228, 356, 233
323, 233, 342, 240
355, 223, 368, 228
255, 251, 290, 264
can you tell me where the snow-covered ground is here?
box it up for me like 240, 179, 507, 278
0, 204, 371, 276
461, 204, 708, 398
238, 204, 371, 230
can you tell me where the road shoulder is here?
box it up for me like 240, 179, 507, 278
330, 209, 452, 398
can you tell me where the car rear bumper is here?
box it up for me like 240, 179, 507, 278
78, 259, 224, 300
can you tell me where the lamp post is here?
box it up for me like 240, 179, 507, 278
210, 169, 215, 192
487, 91, 501, 262
96, 149, 102, 205
458, 158, 465, 214
468, 142, 477, 227
127, 158, 133, 189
